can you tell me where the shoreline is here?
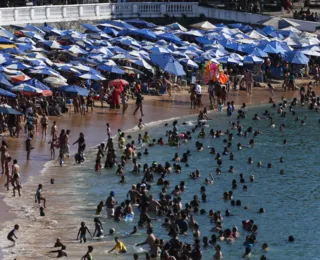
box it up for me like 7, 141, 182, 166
0, 86, 304, 259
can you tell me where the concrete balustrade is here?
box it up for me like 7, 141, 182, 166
0, 3, 318, 32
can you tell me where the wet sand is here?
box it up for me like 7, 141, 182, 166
0, 83, 310, 259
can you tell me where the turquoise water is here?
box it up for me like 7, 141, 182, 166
69, 104, 320, 260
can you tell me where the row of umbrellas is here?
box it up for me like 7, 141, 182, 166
0, 18, 316, 100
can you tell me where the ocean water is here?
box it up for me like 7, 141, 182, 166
2, 103, 320, 259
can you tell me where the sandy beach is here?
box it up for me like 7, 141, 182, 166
0, 83, 309, 259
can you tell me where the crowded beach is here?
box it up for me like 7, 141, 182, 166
0, 17, 319, 259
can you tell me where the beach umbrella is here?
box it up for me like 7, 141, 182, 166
0, 105, 20, 114
125, 19, 156, 28
29, 67, 60, 76
243, 55, 264, 64
117, 37, 141, 49
60, 85, 90, 96
0, 27, 14, 39
150, 53, 186, 76
41, 40, 62, 49
11, 84, 41, 93
0, 37, 14, 44
149, 46, 170, 54
62, 45, 88, 55
218, 56, 243, 65
167, 22, 187, 31
179, 58, 199, 68
21, 78, 50, 90
249, 48, 269, 58
195, 36, 214, 45
5, 62, 31, 70
130, 59, 153, 71
97, 64, 125, 74
20, 30, 44, 41
0, 74, 13, 88
262, 44, 285, 54
43, 76, 67, 87
121, 66, 145, 75
76, 73, 106, 81
0, 89, 16, 98
41, 25, 63, 36
1, 48, 24, 55
82, 23, 101, 33
284, 51, 309, 65
300, 49, 320, 56
180, 30, 204, 37
55, 64, 80, 74
132, 29, 157, 40
260, 17, 300, 29
100, 27, 119, 36
158, 33, 182, 45
190, 21, 216, 30
108, 79, 129, 87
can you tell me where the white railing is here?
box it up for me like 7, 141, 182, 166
0, 3, 319, 32
0, 2, 199, 26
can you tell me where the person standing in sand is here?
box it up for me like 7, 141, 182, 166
133, 90, 144, 116
0, 140, 8, 174
40, 114, 49, 139
12, 159, 21, 197
51, 121, 57, 140
4, 155, 11, 191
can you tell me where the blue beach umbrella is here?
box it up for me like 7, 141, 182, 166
0, 105, 20, 113
284, 51, 309, 65
158, 33, 182, 44
0, 74, 13, 88
11, 84, 43, 93
243, 55, 264, 64
150, 53, 186, 76
179, 58, 199, 68
60, 85, 90, 96
195, 36, 214, 45
82, 23, 101, 33
0, 37, 13, 44
132, 29, 157, 40
250, 48, 269, 58
97, 65, 125, 74
0, 27, 14, 39
5, 62, 31, 70
167, 22, 187, 31
22, 78, 50, 90
0, 89, 16, 98
76, 73, 106, 81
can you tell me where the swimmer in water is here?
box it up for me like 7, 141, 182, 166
81, 245, 93, 260
49, 245, 68, 258
108, 237, 127, 253
77, 221, 92, 243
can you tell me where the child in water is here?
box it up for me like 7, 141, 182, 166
138, 118, 146, 130
77, 221, 92, 243
7, 224, 19, 244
